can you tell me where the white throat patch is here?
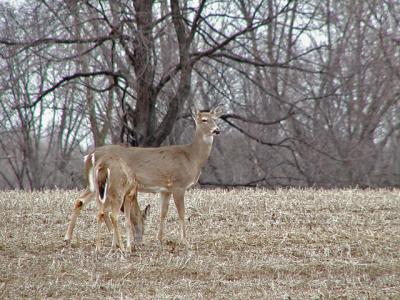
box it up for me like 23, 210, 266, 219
203, 135, 214, 145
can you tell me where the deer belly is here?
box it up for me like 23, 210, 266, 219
139, 186, 170, 193
138, 179, 173, 193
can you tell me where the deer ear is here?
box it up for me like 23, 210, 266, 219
190, 107, 200, 120
211, 105, 224, 117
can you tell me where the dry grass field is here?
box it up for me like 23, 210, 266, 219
0, 188, 399, 299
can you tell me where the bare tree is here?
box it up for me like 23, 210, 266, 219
0, 2, 88, 189
2, 0, 400, 189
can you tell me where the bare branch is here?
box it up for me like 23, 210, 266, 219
221, 117, 292, 148
13, 70, 123, 110
221, 110, 295, 126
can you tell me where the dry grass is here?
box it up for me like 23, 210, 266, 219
0, 188, 399, 299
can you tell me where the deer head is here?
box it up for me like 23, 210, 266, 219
192, 105, 224, 137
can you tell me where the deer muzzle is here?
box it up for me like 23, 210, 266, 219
213, 127, 221, 135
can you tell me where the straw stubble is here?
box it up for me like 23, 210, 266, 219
0, 188, 399, 298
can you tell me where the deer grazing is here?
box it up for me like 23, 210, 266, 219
64, 106, 223, 246
93, 155, 150, 252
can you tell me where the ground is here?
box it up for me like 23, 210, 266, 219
0, 188, 399, 299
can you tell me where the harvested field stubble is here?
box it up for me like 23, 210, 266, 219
0, 188, 399, 298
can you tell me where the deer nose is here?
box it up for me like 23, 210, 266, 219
213, 127, 220, 135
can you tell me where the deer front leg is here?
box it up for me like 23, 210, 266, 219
123, 196, 134, 253
64, 189, 94, 244
157, 192, 171, 245
173, 189, 188, 246
130, 195, 144, 245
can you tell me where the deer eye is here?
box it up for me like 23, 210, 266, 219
201, 118, 208, 123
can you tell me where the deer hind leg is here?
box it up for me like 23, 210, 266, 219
104, 213, 117, 248
96, 210, 105, 252
64, 189, 94, 244
103, 213, 113, 233
110, 211, 124, 251
157, 192, 171, 245
173, 189, 188, 246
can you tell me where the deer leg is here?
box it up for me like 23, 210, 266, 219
123, 195, 134, 253
96, 211, 105, 252
99, 211, 115, 248
110, 211, 124, 251
107, 212, 118, 248
130, 193, 144, 245
96, 208, 113, 244
64, 189, 94, 244
157, 192, 171, 245
103, 213, 113, 233
172, 189, 188, 245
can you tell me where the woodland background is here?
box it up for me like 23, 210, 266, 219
1, 0, 400, 189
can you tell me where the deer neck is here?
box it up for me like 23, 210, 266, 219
189, 128, 214, 167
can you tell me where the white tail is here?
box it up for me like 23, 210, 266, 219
96, 167, 110, 204
64, 106, 223, 247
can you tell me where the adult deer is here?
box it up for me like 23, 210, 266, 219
64, 106, 223, 246
93, 155, 150, 252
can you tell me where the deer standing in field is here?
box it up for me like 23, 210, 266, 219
64, 106, 223, 246
93, 155, 150, 252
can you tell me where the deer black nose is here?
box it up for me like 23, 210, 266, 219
213, 128, 220, 135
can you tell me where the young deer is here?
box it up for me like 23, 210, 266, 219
93, 155, 150, 252
64, 106, 223, 246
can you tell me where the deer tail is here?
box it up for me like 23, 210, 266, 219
96, 167, 110, 204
